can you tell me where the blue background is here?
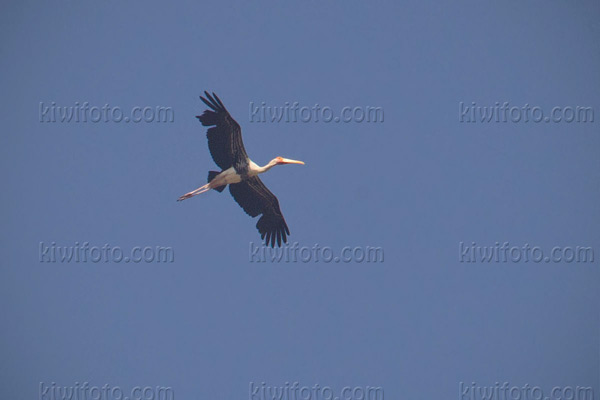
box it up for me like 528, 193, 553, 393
1, 0, 599, 398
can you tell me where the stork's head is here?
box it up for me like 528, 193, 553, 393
273, 156, 305, 166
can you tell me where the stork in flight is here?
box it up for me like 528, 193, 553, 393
177, 91, 304, 247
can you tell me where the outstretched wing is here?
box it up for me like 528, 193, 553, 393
196, 91, 249, 172
229, 177, 290, 248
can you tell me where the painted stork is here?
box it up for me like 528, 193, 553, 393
178, 92, 304, 247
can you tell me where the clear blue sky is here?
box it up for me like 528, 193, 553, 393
1, 0, 599, 399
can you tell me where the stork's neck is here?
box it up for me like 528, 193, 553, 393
250, 158, 278, 175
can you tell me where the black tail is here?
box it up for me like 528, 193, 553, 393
208, 171, 226, 193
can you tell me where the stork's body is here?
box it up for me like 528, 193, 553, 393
177, 92, 304, 247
